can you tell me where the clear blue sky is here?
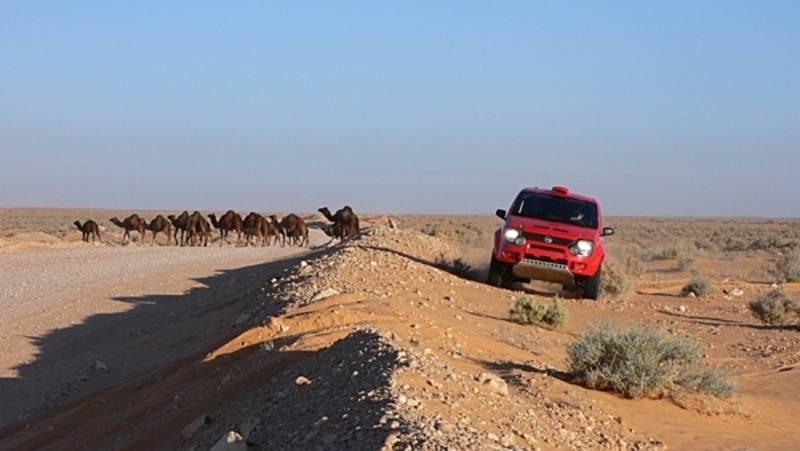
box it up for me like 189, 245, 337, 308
1, 2, 798, 216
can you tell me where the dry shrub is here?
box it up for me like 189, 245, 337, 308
509, 296, 568, 329
774, 250, 800, 282
676, 256, 696, 272
623, 254, 645, 277
680, 276, 714, 297
599, 263, 633, 298
747, 287, 799, 325
567, 321, 736, 399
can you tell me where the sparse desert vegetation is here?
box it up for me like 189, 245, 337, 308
1, 210, 800, 450
747, 286, 800, 325
508, 295, 569, 329
567, 320, 736, 399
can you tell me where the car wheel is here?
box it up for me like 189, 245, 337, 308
583, 266, 602, 300
487, 255, 510, 288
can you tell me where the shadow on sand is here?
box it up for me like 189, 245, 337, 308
0, 248, 330, 434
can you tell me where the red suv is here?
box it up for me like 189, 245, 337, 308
488, 186, 614, 299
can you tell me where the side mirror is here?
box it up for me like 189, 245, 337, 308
495, 209, 507, 220
601, 227, 615, 237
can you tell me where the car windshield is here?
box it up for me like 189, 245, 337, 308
511, 192, 598, 228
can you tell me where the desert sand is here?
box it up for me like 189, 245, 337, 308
0, 208, 798, 450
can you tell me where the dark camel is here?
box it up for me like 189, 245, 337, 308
322, 222, 344, 240
269, 215, 286, 247
278, 213, 309, 247
208, 210, 244, 246
318, 206, 359, 240
186, 211, 211, 247
73, 220, 100, 242
242, 212, 267, 246
167, 211, 190, 246
109, 214, 147, 245
145, 215, 172, 245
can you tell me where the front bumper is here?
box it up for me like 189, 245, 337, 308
511, 258, 574, 285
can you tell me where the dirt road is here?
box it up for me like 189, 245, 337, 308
0, 231, 328, 428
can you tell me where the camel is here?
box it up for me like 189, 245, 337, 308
318, 206, 359, 240
241, 212, 280, 247
73, 220, 100, 242
186, 211, 211, 247
242, 212, 266, 246
145, 215, 172, 245
109, 214, 147, 245
269, 215, 286, 246
322, 222, 344, 240
278, 213, 309, 247
208, 210, 243, 246
167, 211, 191, 246
265, 216, 280, 246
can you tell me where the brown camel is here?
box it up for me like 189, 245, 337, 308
242, 212, 280, 247
145, 215, 172, 245
73, 220, 100, 242
109, 214, 147, 244
279, 213, 309, 247
167, 211, 191, 246
269, 215, 286, 246
208, 210, 244, 246
322, 222, 344, 240
242, 212, 267, 246
318, 206, 359, 240
186, 211, 211, 247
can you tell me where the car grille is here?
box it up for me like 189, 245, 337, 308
521, 232, 573, 247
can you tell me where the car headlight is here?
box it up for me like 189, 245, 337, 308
570, 240, 594, 256
503, 228, 525, 245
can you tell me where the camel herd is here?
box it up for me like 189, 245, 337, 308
72, 206, 360, 247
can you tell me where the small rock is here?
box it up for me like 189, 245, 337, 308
182, 414, 209, 440
239, 416, 260, 440
295, 375, 311, 386
435, 421, 455, 434
383, 432, 400, 449
209, 431, 247, 451
233, 313, 251, 327
475, 372, 509, 396
501, 433, 516, 447
310, 288, 340, 302
94, 360, 108, 372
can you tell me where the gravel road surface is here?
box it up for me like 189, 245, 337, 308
0, 231, 328, 427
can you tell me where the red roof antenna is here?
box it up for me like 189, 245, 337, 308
551, 186, 570, 196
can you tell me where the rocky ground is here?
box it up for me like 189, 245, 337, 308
1, 211, 799, 451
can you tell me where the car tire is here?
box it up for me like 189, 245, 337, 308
583, 266, 602, 300
487, 255, 510, 288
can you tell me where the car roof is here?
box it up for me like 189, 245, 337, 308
519, 186, 599, 204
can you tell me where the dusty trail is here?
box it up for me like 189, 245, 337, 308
0, 232, 328, 428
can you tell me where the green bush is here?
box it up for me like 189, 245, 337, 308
509, 296, 568, 329
747, 287, 799, 325
567, 321, 735, 399
774, 251, 800, 282
680, 276, 714, 297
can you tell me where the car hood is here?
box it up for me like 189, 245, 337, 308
506, 216, 598, 241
